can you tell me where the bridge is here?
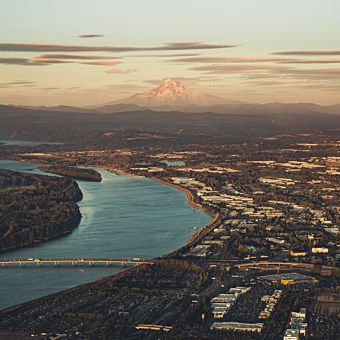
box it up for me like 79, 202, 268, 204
0, 258, 154, 268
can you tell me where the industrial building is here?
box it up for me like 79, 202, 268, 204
258, 273, 317, 285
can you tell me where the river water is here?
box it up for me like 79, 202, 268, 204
0, 140, 61, 146
0, 160, 211, 309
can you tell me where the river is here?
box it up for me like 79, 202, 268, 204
0, 140, 61, 146
0, 159, 211, 309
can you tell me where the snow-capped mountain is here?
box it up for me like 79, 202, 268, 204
119, 79, 229, 107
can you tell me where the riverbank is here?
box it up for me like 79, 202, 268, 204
107, 166, 144, 178
150, 176, 222, 258
150, 176, 200, 210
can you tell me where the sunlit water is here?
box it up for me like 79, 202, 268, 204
0, 159, 210, 309
0, 140, 61, 146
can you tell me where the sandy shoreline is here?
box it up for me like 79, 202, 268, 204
150, 176, 200, 210
150, 176, 222, 257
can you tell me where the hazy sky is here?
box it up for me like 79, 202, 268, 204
1, 0, 339, 105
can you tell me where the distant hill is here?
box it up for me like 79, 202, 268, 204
20, 105, 97, 114
0, 103, 340, 146
20, 103, 148, 115
15, 101, 340, 115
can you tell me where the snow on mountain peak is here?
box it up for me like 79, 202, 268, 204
159, 78, 182, 88
120, 79, 226, 107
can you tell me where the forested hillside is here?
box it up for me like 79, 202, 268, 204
38, 165, 102, 182
0, 169, 82, 252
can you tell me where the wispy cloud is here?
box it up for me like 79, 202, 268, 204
28, 57, 74, 64
37, 54, 121, 60
143, 76, 221, 86
0, 56, 79, 65
77, 34, 104, 38
274, 67, 340, 80
130, 53, 201, 58
190, 63, 290, 74
105, 68, 136, 74
169, 55, 340, 64
244, 74, 280, 80
170, 56, 295, 63
246, 68, 340, 87
0, 80, 35, 88
278, 59, 340, 64
190, 62, 340, 82
82, 60, 121, 66
272, 49, 340, 56
0, 56, 45, 65
0, 41, 239, 53
301, 84, 340, 92
243, 80, 286, 87
104, 83, 145, 90
1, 55, 122, 67
103, 83, 145, 94
162, 42, 239, 50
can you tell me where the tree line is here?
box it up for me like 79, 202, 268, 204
0, 169, 83, 252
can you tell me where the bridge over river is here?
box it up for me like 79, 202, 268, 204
0, 258, 154, 268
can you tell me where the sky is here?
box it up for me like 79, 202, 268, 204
1, 0, 340, 106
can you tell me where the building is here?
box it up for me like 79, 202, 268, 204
171, 177, 202, 186
283, 308, 307, 339
228, 287, 251, 296
283, 329, 299, 340
266, 237, 285, 244
211, 294, 237, 303
210, 287, 251, 320
290, 251, 307, 257
258, 273, 317, 285
258, 290, 282, 319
